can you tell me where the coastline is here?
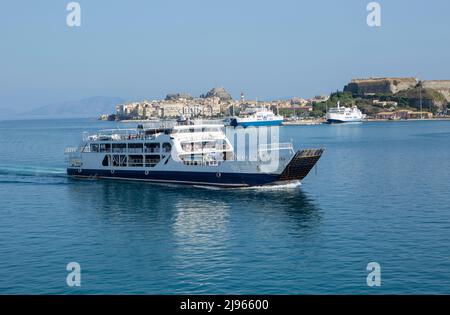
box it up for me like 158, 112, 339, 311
109, 117, 450, 125
365, 117, 450, 122
282, 117, 450, 125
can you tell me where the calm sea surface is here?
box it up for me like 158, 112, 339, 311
0, 119, 449, 294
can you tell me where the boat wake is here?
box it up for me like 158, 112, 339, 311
0, 165, 66, 178
192, 181, 302, 191
192, 185, 224, 190
240, 181, 302, 191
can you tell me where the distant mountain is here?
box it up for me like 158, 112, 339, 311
0, 108, 19, 121
21, 96, 125, 119
200, 87, 233, 101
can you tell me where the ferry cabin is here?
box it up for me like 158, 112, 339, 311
67, 125, 234, 171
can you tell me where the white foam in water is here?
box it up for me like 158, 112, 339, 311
192, 185, 224, 190
192, 181, 302, 191
0, 165, 66, 177
239, 181, 302, 191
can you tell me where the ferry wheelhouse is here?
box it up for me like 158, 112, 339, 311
65, 124, 323, 188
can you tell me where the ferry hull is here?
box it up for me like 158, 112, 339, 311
326, 118, 363, 124
230, 119, 284, 128
67, 168, 279, 188
67, 149, 324, 188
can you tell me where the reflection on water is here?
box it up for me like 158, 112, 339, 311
171, 197, 231, 287
67, 179, 322, 236
173, 197, 230, 247
64, 179, 322, 293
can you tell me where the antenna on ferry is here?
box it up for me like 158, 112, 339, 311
337, 101, 340, 109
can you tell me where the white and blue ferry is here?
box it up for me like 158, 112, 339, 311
65, 123, 323, 188
325, 101, 365, 123
227, 107, 284, 128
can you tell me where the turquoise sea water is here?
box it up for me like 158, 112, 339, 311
0, 119, 449, 294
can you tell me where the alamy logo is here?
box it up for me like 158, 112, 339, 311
226, 126, 280, 173
169, 125, 282, 173
66, 262, 81, 287
66, 2, 81, 27
367, 2, 381, 27
366, 262, 381, 287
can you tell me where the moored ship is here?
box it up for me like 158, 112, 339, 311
65, 123, 323, 188
326, 101, 365, 123
227, 107, 284, 127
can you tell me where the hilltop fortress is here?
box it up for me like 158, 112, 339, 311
344, 77, 450, 102
344, 77, 418, 95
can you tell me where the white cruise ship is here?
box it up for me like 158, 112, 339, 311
325, 102, 365, 123
65, 123, 323, 188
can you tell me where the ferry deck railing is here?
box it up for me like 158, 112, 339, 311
258, 142, 294, 152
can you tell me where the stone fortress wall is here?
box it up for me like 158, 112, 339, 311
421, 80, 450, 101
344, 77, 418, 95
344, 77, 450, 102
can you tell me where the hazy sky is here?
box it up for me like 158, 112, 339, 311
1, 0, 450, 112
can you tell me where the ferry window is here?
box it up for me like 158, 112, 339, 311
128, 155, 144, 167
144, 143, 160, 153
162, 143, 172, 153
224, 152, 231, 161
120, 155, 127, 167
112, 154, 127, 167
102, 155, 110, 166
112, 155, 119, 167
128, 143, 143, 153
145, 155, 160, 167
99, 143, 111, 153
181, 142, 192, 151
112, 143, 126, 153
90, 143, 99, 152
202, 141, 215, 150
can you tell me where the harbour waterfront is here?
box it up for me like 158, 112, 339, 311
0, 119, 449, 294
